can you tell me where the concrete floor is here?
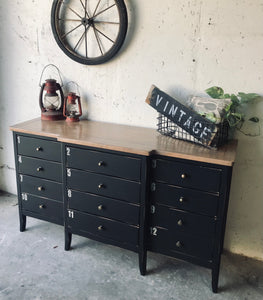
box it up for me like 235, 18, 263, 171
0, 192, 262, 300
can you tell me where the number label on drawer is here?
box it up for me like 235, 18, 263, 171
68, 210, 74, 218
67, 189, 72, 198
67, 169, 71, 177
21, 193, 28, 201
18, 156, 22, 163
17, 136, 21, 144
150, 205, 156, 214
151, 182, 156, 192
20, 175, 23, 182
66, 147, 71, 156
150, 227, 158, 236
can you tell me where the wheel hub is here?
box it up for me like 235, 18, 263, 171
81, 17, 93, 26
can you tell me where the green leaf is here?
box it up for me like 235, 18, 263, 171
205, 86, 224, 99
238, 92, 260, 103
249, 117, 259, 123
223, 93, 231, 99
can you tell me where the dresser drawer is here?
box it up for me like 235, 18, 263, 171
20, 175, 63, 202
67, 189, 140, 225
21, 193, 63, 223
18, 156, 62, 182
67, 169, 141, 204
67, 210, 138, 245
150, 204, 216, 236
149, 228, 214, 260
17, 135, 61, 162
152, 159, 221, 193
66, 146, 141, 181
151, 182, 219, 216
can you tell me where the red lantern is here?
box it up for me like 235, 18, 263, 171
39, 65, 65, 121
63, 92, 82, 122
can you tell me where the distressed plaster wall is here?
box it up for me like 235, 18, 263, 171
0, 1, 262, 260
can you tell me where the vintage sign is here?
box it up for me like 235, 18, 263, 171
146, 85, 217, 145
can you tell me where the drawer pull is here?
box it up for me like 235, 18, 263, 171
179, 197, 184, 203
177, 219, 183, 226
38, 186, 44, 191
98, 205, 103, 211
176, 241, 183, 248
98, 183, 105, 189
37, 167, 43, 172
39, 204, 45, 209
181, 173, 187, 179
98, 225, 104, 231
98, 161, 105, 167
36, 147, 42, 152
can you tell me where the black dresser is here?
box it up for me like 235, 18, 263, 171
11, 118, 237, 293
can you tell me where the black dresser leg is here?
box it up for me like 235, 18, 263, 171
65, 231, 72, 251
139, 250, 147, 275
19, 214, 26, 232
212, 265, 219, 293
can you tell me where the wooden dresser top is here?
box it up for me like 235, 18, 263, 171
10, 118, 237, 166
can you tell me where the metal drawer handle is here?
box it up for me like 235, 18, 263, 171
179, 197, 184, 203
98, 225, 104, 231
98, 205, 103, 211
36, 147, 42, 152
37, 167, 43, 172
177, 219, 183, 226
98, 183, 105, 189
38, 186, 44, 191
39, 204, 45, 209
98, 161, 105, 167
176, 241, 183, 248
181, 173, 187, 179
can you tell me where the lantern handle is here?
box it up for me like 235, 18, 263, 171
77, 96, 82, 117
39, 64, 63, 87
39, 83, 46, 112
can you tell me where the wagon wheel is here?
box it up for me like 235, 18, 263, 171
51, 0, 128, 65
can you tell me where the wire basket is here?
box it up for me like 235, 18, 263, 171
157, 113, 229, 149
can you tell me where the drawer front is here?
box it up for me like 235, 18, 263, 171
17, 135, 61, 162
151, 182, 219, 216
21, 193, 63, 223
152, 159, 221, 193
66, 146, 141, 181
67, 210, 138, 245
67, 189, 140, 225
18, 156, 62, 182
19, 175, 63, 202
150, 204, 216, 236
149, 228, 214, 260
67, 169, 141, 204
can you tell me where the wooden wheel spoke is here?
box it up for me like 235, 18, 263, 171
62, 23, 82, 39
58, 18, 81, 22
93, 26, 103, 55
62, 2, 83, 19
93, 3, 116, 19
93, 0, 102, 17
94, 20, 120, 25
80, 0, 90, 19
93, 26, 114, 43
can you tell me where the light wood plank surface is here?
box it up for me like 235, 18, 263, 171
10, 118, 237, 166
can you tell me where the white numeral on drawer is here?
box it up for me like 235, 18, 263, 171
66, 147, 71, 156
151, 182, 156, 192
17, 136, 21, 144
18, 156, 22, 163
152, 160, 157, 169
20, 175, 23, 182
150, 227, 158, 236
150, 205, 156, 214
67, 189, 72, 198
67, 169, 71, 177
21, 193, 28, 201
68, 210, 74, 218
